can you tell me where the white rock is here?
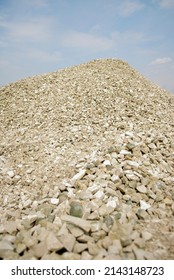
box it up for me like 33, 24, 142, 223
106, 197, 119, 208
0, 240, 14, 251
3, 195, 8, 205
127, 160, 140, 168
87, 201, 99, 211
140, 200, 151, 210
61, 215, 91, 232
111, 175, 119, 182
137, 185, 147, 194
67, 188, 75, 198
90, 221, 101, 232
7, 170, 15, 178
120, 150, 131, 155
78, 190, 92, 200
94, 190, 105, 199
125, 131, 134, 137
50, 198, 59, 205
22, 199, 32, 208
71, 169, 86, 182
88, 183, 100, 193
103, 160, 111, 166
125, 173, 139, 181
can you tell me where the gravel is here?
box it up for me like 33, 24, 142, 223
0, 58, 174, 259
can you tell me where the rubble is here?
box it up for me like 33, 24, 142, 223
0, 59, 174, 259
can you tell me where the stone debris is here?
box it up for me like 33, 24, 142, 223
0, 58, 174, 259
71, 169, 86, 183
61, 215, 91, 233
50, 198, 59, 205
69, 202, 83, 218
140, 200, 151, 210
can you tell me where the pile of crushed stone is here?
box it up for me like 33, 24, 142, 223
0, 59, 174, 260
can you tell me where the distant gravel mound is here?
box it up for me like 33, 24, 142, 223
0, 59, 174, 260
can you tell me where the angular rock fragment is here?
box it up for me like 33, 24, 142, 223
61, 215, 91, 232
140, 200, 151, 210
71, 169, 86, 183
70, 202, 83, 218
46, 232, 63, 251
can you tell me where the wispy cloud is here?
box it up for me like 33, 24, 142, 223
150, 57, 172, 65
0, 17, 52, 43
27, 49, 63, 63
155, 0, 174, 8
63, 31, 113, 51
118, 0, 145, 16
111, 30, 145, 44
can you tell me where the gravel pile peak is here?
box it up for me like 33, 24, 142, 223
0, 58, 174, 260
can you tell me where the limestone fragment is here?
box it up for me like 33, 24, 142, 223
136, 185, 147, 194
4, 221, 18, 234
46, 232, 63, 251
0, 240, 14, 251
50, 198, 59, 205
59, 234, 76, 252
71, 169, 86, 183
140, 200, 151, 210
141, 231, 153, 241
61, 215, 91, 232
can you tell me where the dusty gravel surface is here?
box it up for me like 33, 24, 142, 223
0, 59, 174, 260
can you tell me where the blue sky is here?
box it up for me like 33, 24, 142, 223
0, 0, 174, 92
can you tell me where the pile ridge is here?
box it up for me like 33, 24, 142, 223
0, 58, 174, 260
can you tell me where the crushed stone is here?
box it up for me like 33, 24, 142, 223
0, 59, 174, 259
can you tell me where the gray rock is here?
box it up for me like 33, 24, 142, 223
70, 202, 83, 218
136, 209, 148, 220
104, 215, 114, 227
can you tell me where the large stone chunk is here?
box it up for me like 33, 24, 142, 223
61, 215, 91, 232
46, 232, 63, 251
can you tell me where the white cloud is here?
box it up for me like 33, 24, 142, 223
118, 0, 145, 16
150, 57, 172, 65
156, 0, 174, 8
0, 17, 52, 42
111, 30, 145, 44
27, 50, 63, 63
63, 31, 113, 51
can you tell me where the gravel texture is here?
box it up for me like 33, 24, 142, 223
0, 58, 174, 260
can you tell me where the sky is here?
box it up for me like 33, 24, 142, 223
0, 0, 174, 93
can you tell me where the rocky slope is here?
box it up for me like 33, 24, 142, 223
0, 59, 174, 259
